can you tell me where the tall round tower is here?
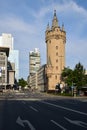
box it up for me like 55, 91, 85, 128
45, 10, 66, 92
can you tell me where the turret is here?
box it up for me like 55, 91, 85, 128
51, 10, 58, 29
62, 23, 64, 31
46, 23, 50, 32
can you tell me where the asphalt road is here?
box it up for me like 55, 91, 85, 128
0, 91, 87, 130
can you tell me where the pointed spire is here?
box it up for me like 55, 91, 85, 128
54, 10, 56, 17
62, 23, 65, 31
52, 10, 58, 29
46, 22, 50, 31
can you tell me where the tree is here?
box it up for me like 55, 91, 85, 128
73, 62, 86, 89
18, 78, 28, 88
61, 67, 73, 86
61, 62, 87, 89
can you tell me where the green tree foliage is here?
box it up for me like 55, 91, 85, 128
73, 62, 86, 88
61, 67, 73, 86
18, 78, 28, 87
61, 62, 87, 89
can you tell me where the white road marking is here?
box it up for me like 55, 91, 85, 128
41, 101, 87, 116
51, 120, 68, 130
64, 117, 87, 128
80, 100, 87, 102
21, 101, 39, 112
30, 106, 38, 112
16, 116, 36, 130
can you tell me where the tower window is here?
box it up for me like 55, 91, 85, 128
56, 46, 58, 49
56, 66, 58, 70
56, 59, 58, 62
55, 75, 57, 79
56, 52, 58, 56
49, 40, 51, 43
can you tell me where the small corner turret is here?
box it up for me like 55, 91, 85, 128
46, 22, 50, 32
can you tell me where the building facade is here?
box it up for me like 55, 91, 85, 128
7, 61, 15, 88
29, 73, 38, 90
0, 33, 13, 51
0, 51, 8, 87
29, 48, 40, 75
0, 33, 19, 81
8, 50, 19, 81
37, 64, 47, 92
0, 47, 15, 89
28, 64, 47, 91
0, 47, 9, 89
45, 10, 66, 91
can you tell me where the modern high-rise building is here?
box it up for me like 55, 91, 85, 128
0, 33, 13, 51
29, 48, 40, 75
8, 50, 19, 81
0, 47, 9, 88
0, 33, 19, 81
0, 47, 15, 89
45, 10, 66, 91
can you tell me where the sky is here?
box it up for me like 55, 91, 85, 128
0, 0, 87, 80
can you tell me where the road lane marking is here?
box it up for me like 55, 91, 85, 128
64, 117, 87, 128
51, 120, 68, 130
41, 101, 87, 116
16, 116, 36, 130
80, 100, 87, 102
30, 106, 38, 112
21, 102, 38, 112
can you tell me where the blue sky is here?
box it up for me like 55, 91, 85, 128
0, 0, 87, 80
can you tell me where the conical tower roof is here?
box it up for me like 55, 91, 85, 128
52, 10, 58, 29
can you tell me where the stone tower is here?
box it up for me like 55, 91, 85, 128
45, 10, 66, 92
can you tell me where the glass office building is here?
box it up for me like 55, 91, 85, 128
8, 50, 19, 81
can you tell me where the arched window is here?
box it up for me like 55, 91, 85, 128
55, 75, 57, 79
49, 40, 51, 43
56, 52, 58, 56
56, 59, 58, 62
56, 46, 58, 49
56, 66, 58, 70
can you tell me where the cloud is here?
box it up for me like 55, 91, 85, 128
0, 15, 37, 34
0, 0, 87, 79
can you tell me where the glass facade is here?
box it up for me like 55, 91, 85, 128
8, 50, 19, 81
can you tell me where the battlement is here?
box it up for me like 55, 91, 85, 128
45, 27, 66, 43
